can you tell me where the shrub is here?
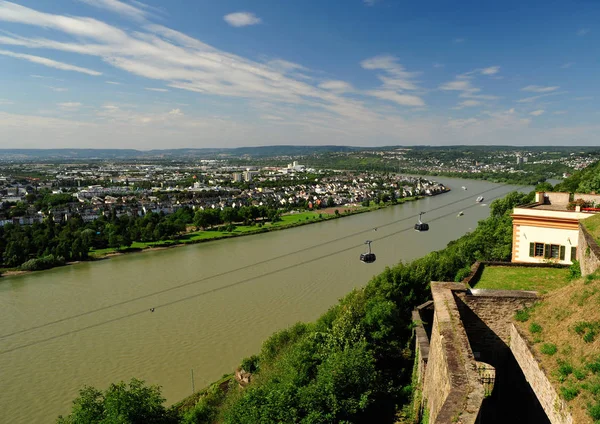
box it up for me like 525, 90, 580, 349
573, 368, 587, 381
19, 254, 65, 271
540, 343, 557, 355
560, 385, 580, 401
588, 401, 600, 421
515, 309, 531, 322
240, 355, 259, 373
586, 357, 600, 374
557, 360, 574, 382
568, 260, 582, 281
529, 322, 542, 334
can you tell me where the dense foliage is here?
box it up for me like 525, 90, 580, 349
0, 205, 284, 269
554, 160, 600, 194
57, 378, 178, 424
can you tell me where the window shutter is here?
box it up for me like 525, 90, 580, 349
571, 247, 577, 261
544, 244, 551, 258
560, 246, 565, 260
529, 243, 535, 257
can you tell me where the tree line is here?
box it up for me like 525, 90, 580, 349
0, 204, 286, 270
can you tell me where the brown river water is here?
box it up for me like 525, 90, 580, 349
0, 178, 526, 422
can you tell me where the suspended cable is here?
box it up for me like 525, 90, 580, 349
0, 186, 525, 356
0, 183, 510, 340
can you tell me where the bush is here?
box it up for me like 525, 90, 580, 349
529, 322, 542, 334
557, 360, 574, 382
515, 309, 531, 322
568, 260, 582, 281
540, 343, 557, 355
573, 368, 587, 381
588, 401, 600, 421
20, 254, 65, 271
586, 356, 600, 374
240, 355, 259, 373
560, 385, 580, 401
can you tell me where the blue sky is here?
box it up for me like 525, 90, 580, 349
0, 0, 598, 148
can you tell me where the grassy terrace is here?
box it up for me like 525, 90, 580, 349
473, 265, 570, 293
515, 271, 600, 424
583, 213, 600, 246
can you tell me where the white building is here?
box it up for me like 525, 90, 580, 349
511, 191, 600, 265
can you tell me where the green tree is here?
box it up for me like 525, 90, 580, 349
57, 378, 177, 424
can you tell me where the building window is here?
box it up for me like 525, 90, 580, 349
550, 245, 560, 259
534, 243, 544, 257
571, 246, 577, 261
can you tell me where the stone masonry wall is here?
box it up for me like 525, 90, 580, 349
422, 312, 451, 423
422, 283, 484, 424
509, 324, 573, 424
454, 290, 537, 365
578, 224, 600, 276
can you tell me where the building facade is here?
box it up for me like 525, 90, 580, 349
512, 192, 599, 265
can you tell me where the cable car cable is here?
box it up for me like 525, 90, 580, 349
0, 187, 525, 356
0, 183, 514, 341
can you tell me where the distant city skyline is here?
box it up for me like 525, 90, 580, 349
0, 0, 598, 148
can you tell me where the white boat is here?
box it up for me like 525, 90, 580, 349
476, 196, 484, 203
462, 186, 467, 190
458, 211, 464, 217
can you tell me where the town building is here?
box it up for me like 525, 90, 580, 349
511, 191, 600, 265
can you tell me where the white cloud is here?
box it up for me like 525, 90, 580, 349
573, 96, 593, 101
106, 81, 121, 85
521, 85, 559, 93
45, 86, 68, 92
447, 117, 478, 128
260, 114, 284, 121
367, 90, 425, 107
433, 63, 444, 68
457, 100, 482, 108
517, 91, 565, 103
361, 54, 421, 91
577, 28, 590, 36
480, 66, 500, 75
530, 110, 544, 116
453, 38, 465, 43
0, 49, 101, 76
318, 80, 354, 93
224, 12, 261, 27
0, 99, 13, 105
77, 0, 148, 21
57, 102, 82, 109
363, 0, 379, 5
553, 111, 567, 115
439, 80, 472, 91
145, 87, 169, 92
561, 62, 574, 69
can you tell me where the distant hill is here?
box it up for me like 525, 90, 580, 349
0, 146, 360, 161
0, 145, 597, 161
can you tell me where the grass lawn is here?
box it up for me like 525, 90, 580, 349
474, 265, 570, 293
582, 213, 600, 246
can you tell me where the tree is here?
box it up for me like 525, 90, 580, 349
57, 378, 177, 424
327, 196, 335, 208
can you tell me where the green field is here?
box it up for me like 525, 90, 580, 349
474, 265, 570, 293
582, 213, 600, 245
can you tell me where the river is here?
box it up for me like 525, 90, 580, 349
0, 178, 526, 423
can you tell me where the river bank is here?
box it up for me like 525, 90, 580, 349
0, 195, 429, 278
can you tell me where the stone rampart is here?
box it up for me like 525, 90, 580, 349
578, 223, 600, 276
422, 283, 484, 424
509, 324, 573, 424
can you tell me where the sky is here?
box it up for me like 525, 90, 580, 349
0, 0, 598, 149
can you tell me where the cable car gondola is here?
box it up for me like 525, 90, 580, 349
414, 212, 429, 232
360, 240, 376, 263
